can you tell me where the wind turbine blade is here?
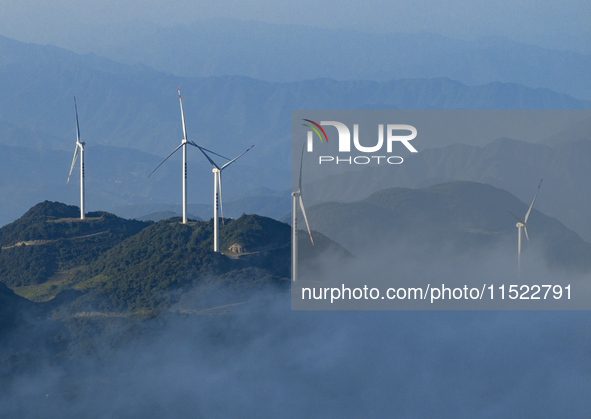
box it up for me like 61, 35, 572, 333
509, 211, 524, 224
200, 146, 230, 161
524, 179, 542, 223
148, 142, 184, 178
298, 142, 305, 192
299, 196, 314, 246
74, 97, 81, 144
220, 145, 254, 170
187, 141, 220, 170
524, 226, 530, 242
67, 145, 80, 184
219, 172, 224, 225
178, 88, 187, 142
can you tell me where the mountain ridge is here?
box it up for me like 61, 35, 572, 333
4, 37, 589, 231
305, 181, 591, 273
38, 20, 591, 99
303, 135, 591, 241
0, 202, 344, 308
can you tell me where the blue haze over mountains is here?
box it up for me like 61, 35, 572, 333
48, 20, 591, 101
1, 28, 591, 234
303, 128, 591, 241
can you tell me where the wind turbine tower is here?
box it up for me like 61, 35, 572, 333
509, 179, 542, 272
192, 143, 253, 252
149, 88, 191, 224
292, 143, 314, 282
67, 97, 85, 220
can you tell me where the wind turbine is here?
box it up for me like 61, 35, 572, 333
509, 179, 542, 272
292, 143, 314, 282
148, 88, 191, 224
67, 97, 85, 220
192, 143, 254, 252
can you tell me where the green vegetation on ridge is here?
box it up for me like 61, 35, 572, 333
68, 215, 293, 313
0, 202, 347, 312
0, 201, 150, 287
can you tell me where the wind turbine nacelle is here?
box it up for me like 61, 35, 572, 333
516, 222, 525, 228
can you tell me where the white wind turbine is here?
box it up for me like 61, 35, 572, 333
148, 88, 192, 224
67, 97, 85, 220
192, 143, 254, 252
509, 179, 542, 271
292, 143, 314, 282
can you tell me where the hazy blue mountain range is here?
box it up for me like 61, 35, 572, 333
304, 181, 591, 273
303, 130, 591, 241
4, 31, 588, 156
541, 116, 591, 147
2, 32, 590, 161
2, 33, 590, 230
55, 19, 591, 100
0, 143, 287, 228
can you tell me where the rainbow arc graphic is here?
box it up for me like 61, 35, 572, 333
302, 119, 328, 143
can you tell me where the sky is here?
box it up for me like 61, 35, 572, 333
0, 0, 590, 54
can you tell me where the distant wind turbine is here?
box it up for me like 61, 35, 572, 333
192, 143, 254, 252
148, 88, 192, 224
509, 179, 542, 271
67, 97, 85, 220
292, 143, 314, 282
